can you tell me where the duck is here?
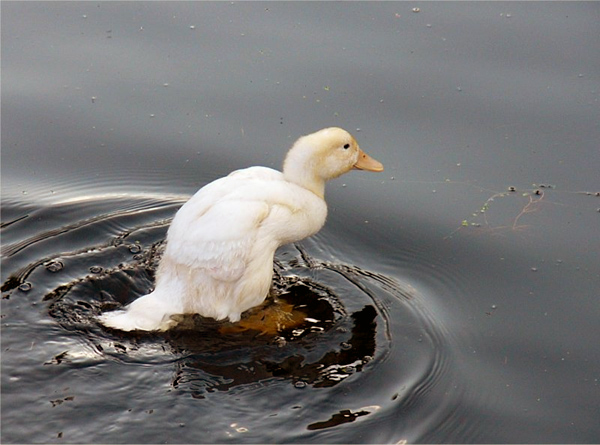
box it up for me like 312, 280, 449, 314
98, 127, 383, 332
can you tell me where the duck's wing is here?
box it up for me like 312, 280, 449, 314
163, 169, 282, 282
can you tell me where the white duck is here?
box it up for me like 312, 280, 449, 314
99, 127, 383, 331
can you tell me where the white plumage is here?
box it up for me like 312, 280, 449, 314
99, 127, 383, 331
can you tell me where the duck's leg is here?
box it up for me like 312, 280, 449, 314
219, 298, 307, 335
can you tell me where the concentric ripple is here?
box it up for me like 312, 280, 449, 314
1, 194, 455, 443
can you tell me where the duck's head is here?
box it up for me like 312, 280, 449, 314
283, 127, 383, 197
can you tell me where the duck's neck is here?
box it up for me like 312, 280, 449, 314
282, 146, 326, 199
283, 162, 326, 199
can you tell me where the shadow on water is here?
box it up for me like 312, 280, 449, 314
1, 195, 456, 443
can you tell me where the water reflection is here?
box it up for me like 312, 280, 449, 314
167, 303, 377, 397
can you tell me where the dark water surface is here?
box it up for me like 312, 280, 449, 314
2, 2, 599, 443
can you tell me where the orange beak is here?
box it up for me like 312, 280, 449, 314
354, 148, 384, 172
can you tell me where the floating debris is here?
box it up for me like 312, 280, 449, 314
50, 396, 74, 407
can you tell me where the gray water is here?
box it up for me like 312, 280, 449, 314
2, 2, 599, 443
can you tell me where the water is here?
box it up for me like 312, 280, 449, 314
2, 2, 599, 443
2, 194, 450, 443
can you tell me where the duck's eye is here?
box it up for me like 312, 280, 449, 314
343, 143, 350, 149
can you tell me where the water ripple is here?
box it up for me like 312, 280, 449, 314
1, 194, 457, 443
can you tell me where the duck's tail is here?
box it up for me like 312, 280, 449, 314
98, 291, 178, 332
